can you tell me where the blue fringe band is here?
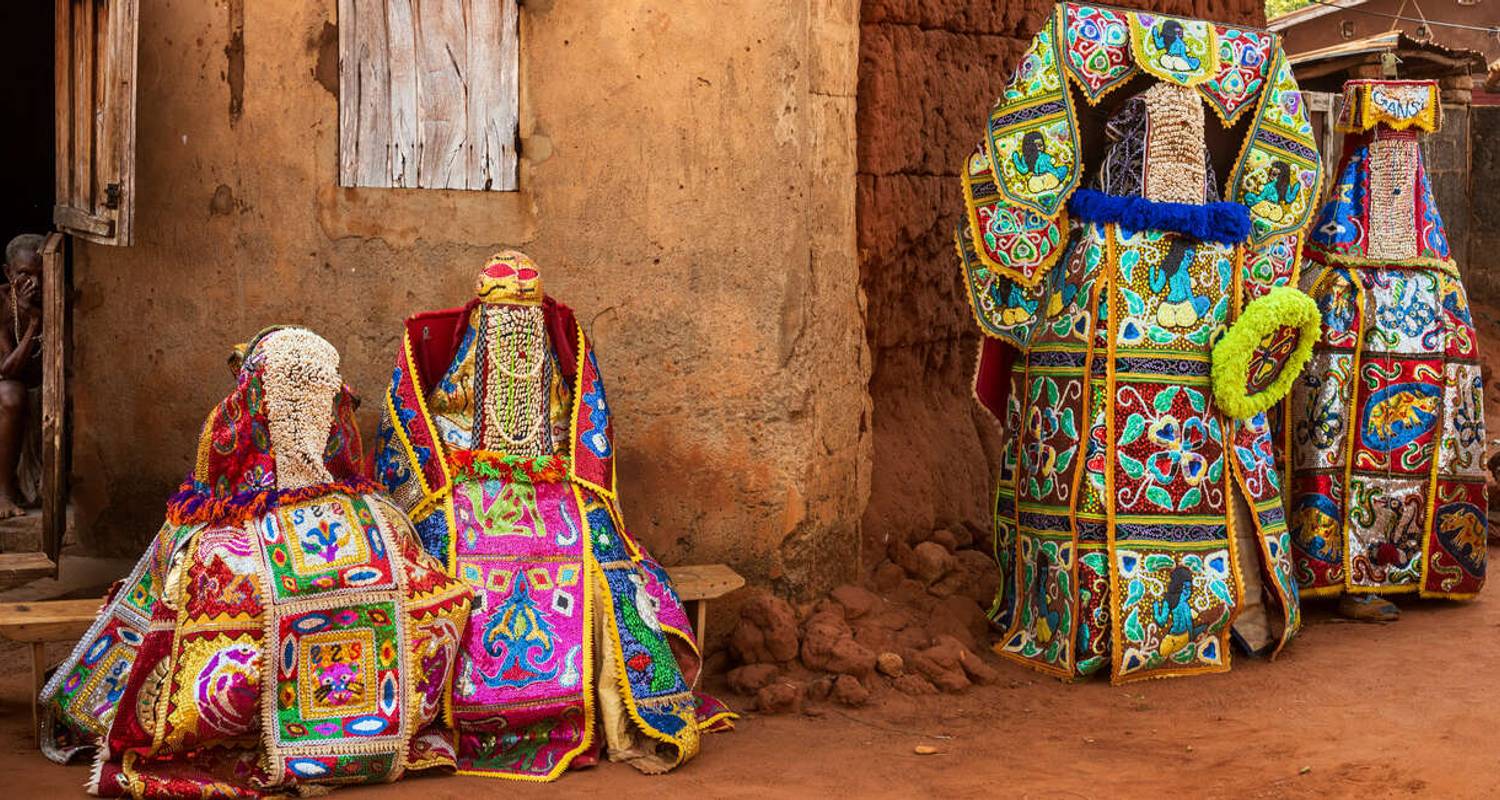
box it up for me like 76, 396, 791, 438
1067, 189, 1252, 245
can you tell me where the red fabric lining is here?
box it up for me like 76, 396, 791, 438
974, 337, 1016, 423
403, 297, 581, 393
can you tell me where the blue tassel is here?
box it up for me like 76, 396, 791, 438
1067, 189, 1252, 245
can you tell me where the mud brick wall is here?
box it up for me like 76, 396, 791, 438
855, 0, 1266, 562
1461, 105, 1500, 298
1421, 106, 1473, 285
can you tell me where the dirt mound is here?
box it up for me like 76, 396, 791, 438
725, 524, 1003, 713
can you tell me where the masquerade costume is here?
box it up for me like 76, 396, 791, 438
959, 5, 1324, 682
40, 327, 471, 797
375, 252, 732, 779
1290, 80, 1486, 599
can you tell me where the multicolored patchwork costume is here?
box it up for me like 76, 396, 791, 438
1290, 80, 1486, 599
961, 5, 1324, 683
375, 252, 732, 780
39, 327, 472, 797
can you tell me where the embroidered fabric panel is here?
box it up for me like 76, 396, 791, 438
450, 478, 588, 708
955, 219, 1053, 346
39, 524, 199, 764
1289, 268, 1360, 593
69, 495, 472, 796
996, 225, 1101, 678
1337, 79, 1442, 134
1241, 231, 1301, 302
446, 473, 595, 780
1107, 225, 1241, 681
1061, 3, 1136, 104
1201, 27, 1272, 125
1127, 12, 1219, 87
1229, 50, 1322, 245
1231, 413, 1302, 646
986, 366, 1026, 629
570, 342, 617, 497
985, 8, 1080, 217
961, 142, 1070, 288
1291, 264, 1486, 598
260, 495, 396, 601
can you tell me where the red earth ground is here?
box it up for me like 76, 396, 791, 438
3, 575, 1498, 800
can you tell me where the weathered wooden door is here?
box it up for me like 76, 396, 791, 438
54, 0, 138, 246
40, 234, 67, 568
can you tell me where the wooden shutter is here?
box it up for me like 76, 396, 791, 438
40, 233, 68, 568
54, 0, 138, 246
339, 0, 520, 191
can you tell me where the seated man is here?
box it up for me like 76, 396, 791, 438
0, 233, 45, 517
39, 327, 472, 798
376, 252, 732, 780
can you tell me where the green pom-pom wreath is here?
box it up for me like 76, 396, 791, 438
1210, 286, 1321, 420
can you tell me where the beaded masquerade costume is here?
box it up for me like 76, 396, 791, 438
39, 327, 472, 798
960, 5, 1324, 682
375, 252, 733, 780
1290, 80, 1486, 599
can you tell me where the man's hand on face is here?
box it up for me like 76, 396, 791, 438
14, 274, 39, 311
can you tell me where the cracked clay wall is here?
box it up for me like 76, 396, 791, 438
70, 1, 868, 600
856, 0, 1265, 564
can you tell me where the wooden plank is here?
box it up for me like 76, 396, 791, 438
104, 0, 138, 246
386, 0, 419, 187
0, 552, 59, 593
350, 0, 393, 187
52, 206, 112, 238
665, 564, 746, 601
464, 0, 518, 190
337, 0, 358, 185
0, 598, 100, 643
54, 0, 72, 210
92, 0, 112, 220
40, 234, 65, 568
71, 0, 94, 211
415, 0, 468, 189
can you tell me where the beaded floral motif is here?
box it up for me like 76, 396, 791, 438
1061, 3, 1135, 104
1201, 27, 1272, 125
960, 143, 1070, 293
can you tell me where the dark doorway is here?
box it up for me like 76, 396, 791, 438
0, 4, 55, 248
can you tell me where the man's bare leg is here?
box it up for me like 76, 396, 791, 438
0, 379, 29, 518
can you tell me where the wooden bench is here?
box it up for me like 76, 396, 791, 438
0, 564, 745, 730
665, 563, 746, 649
0, 597, 100, 731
